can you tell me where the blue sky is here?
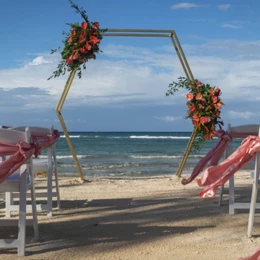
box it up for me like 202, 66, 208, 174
1, 0, 260, 131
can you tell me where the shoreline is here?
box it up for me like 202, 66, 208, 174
36, 171, 195, 180
36, 170, 253, 181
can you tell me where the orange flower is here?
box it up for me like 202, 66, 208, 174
71, 29, 76, 37
215, 103, 222, 110
211, 96, 218, 103
192, 114, 200, 126
78, 29, 87, 44
195, 93, 203, 100
81, 22, 88, 29
198, 104, 204, 109
189, 104, 196, 113
210, 129, 216, 136
193, 114, 200, 123
72, 52, 79, 60
48, 3, 104, 81
192, 120, 199, 126
185, 93, 194, 100
66, 55, 73, 64
80, 43, 92, 53
200, 116, 211, 124
204, 134, 211, 140
197, 81, 203, 85
89, 35, 100, 44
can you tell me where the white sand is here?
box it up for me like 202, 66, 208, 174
0, 171, 260, 259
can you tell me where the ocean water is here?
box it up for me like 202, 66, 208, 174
40, 132, 243, 178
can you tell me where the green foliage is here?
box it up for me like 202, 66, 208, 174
166, 77, 224, 153
48, 0, 107, 80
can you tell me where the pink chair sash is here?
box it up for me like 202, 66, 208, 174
197, 135, 260, 198
239, 248, 260, 260
1, 127, 60, 158
0, 141, 35, 184
31, 130, 60, 157
182, 129, 260, 186
182, 130, 232, 185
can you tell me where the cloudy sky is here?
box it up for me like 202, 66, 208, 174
1, 0, 260, 131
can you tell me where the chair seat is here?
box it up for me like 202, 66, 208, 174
32, 158, 54, 172
250, 172, 260, 183
33, 158, 53, 166
0, 172, 31, 192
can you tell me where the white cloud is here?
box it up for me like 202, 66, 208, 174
221, 23, 243, 29
27, 56, 52, 66
218, 4, 231, 11
154, 116, 183, 122
1, 39, 260, 115
227, 111, 259, 120
171, 3, 207, 10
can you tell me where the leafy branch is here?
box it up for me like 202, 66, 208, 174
48, 0, 106, 80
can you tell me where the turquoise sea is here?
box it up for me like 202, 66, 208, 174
40, 132, 242, 178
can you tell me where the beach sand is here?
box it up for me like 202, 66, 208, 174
0, 172, 260, 259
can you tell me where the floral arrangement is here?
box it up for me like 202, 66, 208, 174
48, 0, 106, 79
166, 77, 224, 151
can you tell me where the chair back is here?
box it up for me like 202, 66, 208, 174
0, 127, 33, 183
227, 124, 260, 138
0, 128, 30, 144
227, 124, 260, 170
11, 126, 52, 135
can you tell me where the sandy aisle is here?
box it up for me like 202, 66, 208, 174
0, 172, 260, 259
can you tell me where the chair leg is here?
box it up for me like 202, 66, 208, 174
229, 175, 235, 215
47, 147, 53, 217
17, 171, 27, 256
54, 166, 61, 209
248, 156, 260, 237
53, 148, 61, 209
5, 192, 12, 218
218, 184, 224, 206
29, 160, 39, 241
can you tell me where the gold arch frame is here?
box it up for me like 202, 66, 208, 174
56, 29, 196, 181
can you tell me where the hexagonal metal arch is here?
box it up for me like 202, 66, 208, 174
56, 29, 196, 181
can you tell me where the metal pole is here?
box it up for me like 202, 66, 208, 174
176, 129, 197, 178
105, 29, 175, 33
173, 31, 194, 81
102, 33, 170, 37
170, 34, 190, 82
171, 31, 196, 178
56, 70, 85, 182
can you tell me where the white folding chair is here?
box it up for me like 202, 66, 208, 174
6, 126, 60, 217
248, 127, 260, 237
217, 124, 260, 237
0, 127, 39, 256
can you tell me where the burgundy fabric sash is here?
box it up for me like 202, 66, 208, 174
182, 130, 232, 185
0, 141, 35, 184
0, 127, 60, 183
31, 129, 60, 157
197, 135, 260, 198
181, 129, 260, 186
239, 248, 260, 260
